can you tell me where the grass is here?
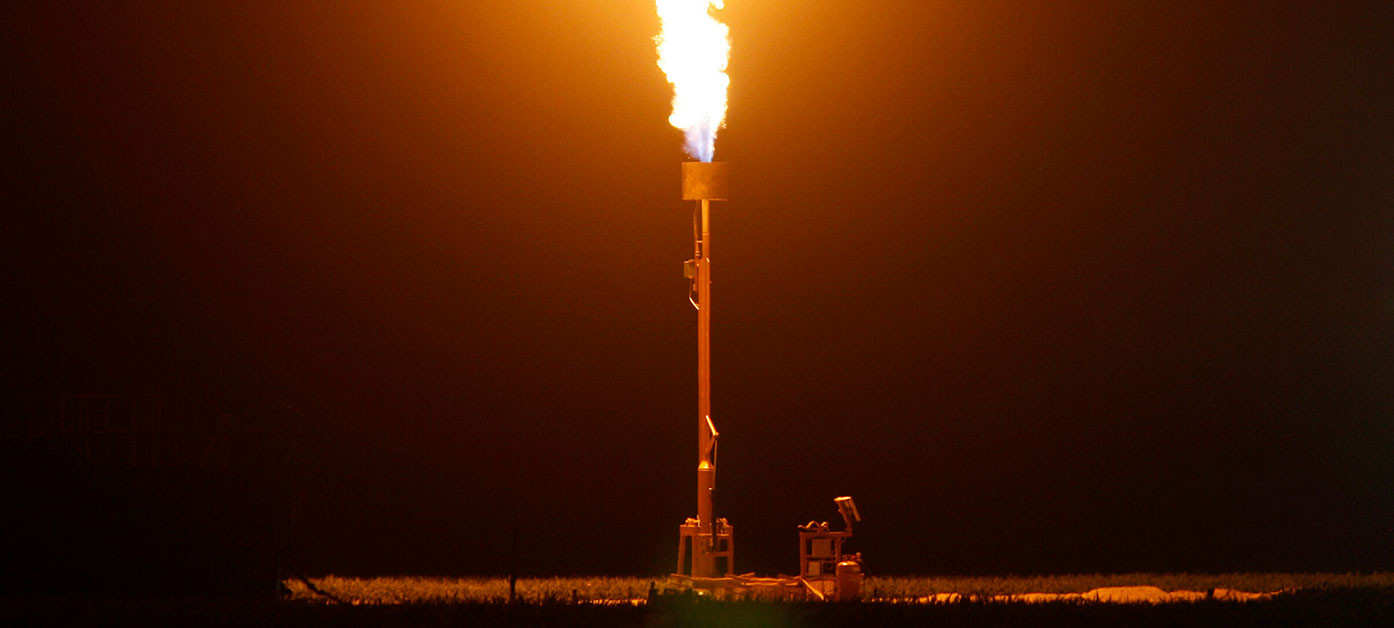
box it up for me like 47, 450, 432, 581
284, 575, 653, 604
864, 572, 1394, 599
283, 573, 1394, 605
6, 575, 1394, 627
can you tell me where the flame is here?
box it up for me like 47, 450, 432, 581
655, 0, 730, 162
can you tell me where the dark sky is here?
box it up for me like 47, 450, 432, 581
4, 1, 1392, 577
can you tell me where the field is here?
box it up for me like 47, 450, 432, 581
4, 574, 1392, 627
282, 572, 1394, 604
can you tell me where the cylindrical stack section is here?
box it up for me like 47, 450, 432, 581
682, 161, 727, 578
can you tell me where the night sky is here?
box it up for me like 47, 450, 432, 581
4, 1, 1393, 578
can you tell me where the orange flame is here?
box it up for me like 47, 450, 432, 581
655, 0, 730, 162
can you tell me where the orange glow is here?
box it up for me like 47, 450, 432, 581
655, 0, 730, 161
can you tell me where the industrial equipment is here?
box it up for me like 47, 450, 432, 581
664, 162, 864, 601
673, 161, 732, 582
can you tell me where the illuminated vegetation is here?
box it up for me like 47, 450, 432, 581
282, 573, 1394, 605
5, 575, 1391, 627
864, 573, 1394, 599
283, 575, 653, 604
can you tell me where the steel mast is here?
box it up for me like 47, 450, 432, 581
677, 161, 731, 579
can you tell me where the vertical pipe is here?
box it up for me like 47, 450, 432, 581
695, 197, 714, 577
680, 161, 727, 579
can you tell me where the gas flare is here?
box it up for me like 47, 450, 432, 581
655, 0, 730, 162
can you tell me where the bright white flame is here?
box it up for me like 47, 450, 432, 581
655, 0, 730, 162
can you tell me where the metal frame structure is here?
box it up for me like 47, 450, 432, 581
664, 162, 864, 601
675, 161, 732, 581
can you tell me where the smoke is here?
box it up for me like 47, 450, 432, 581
655, 0, 730, 162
